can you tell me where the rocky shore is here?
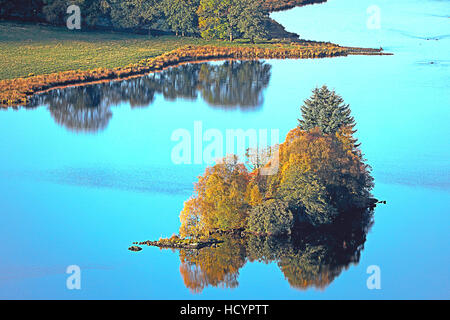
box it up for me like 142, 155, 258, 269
129, 237, 224, 251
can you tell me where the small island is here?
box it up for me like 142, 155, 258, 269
130, 85, 382, 251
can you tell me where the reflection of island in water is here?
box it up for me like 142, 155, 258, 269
179, 208, 374, 293
28, 60, 272, 133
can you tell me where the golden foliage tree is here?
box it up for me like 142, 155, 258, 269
276, 126, 373, 225
180, 155, 252, 237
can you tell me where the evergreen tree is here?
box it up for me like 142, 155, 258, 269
43, 0, 102, 27
100, 0, 162, 30
298, 85, 356, 135
235, 0, 268, 43
0, 0, 43, 22
162, 0, 199, 36
198, 0, 268, 41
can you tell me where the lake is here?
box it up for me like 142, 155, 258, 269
0, 0, 449, 299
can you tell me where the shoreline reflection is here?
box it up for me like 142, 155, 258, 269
28, 60, 272, 133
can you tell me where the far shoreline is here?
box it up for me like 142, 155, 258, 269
0, 43, 389, 109
0, 0, 391, 109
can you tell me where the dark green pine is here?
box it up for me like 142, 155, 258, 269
298, 85, 356, 135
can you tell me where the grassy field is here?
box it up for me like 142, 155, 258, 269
0, 22, 209, 80
0, 21, 305, 80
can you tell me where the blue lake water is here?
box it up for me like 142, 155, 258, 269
0, 0, 449, 299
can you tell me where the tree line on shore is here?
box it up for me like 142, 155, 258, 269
180, 85, 375, 238
0, 0, 315, 42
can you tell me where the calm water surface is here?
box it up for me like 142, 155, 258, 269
0, 0, 449, 299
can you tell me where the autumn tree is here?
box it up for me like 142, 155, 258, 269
179, 155, 251, 237
179, 197, 205, 238
277, 126, 373, 226
246, 182, 263, 206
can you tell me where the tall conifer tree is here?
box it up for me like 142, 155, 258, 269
298, 85, 356, 135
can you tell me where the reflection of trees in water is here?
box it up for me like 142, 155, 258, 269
179, 237, 247, 294
178, 208, 374, 293
198, 61, 271, 109
28, 60, 271, 133
156, 64, 202, 101
45, 86, 112, 133
276, 223, 368, 291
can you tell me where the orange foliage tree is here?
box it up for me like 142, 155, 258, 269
180, 155, 253, 237
273, 125, 373, 225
